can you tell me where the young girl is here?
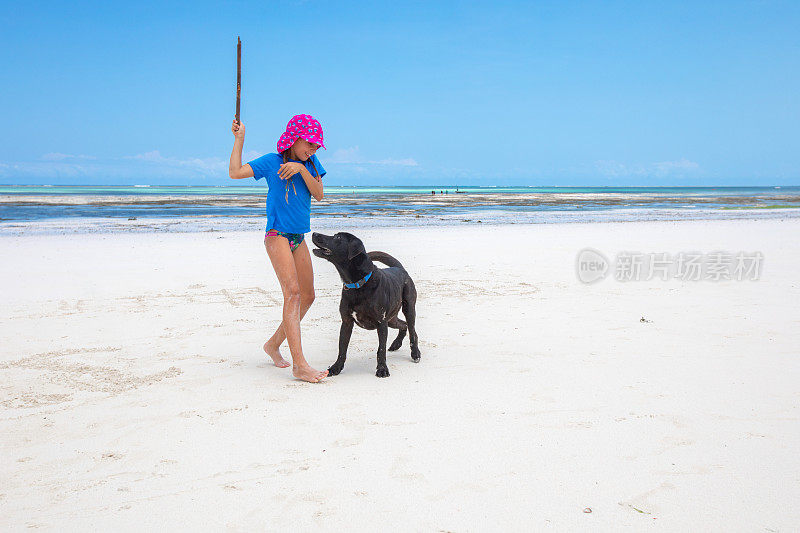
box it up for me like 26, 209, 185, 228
229, 114, 328, 383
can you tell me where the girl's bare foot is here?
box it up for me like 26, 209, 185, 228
292, 365, 328, 383
263, 340, 291, 368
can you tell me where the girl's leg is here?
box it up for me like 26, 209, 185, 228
263, 240, 316, 366
264, 234, 327, 383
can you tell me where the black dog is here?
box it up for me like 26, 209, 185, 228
311, 232, 420, 377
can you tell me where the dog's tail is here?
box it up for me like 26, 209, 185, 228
368, 251, 405, 270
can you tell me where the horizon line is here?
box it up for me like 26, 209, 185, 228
1, 183, 797, 189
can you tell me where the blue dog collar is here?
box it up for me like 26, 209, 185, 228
344, 271, 372, 290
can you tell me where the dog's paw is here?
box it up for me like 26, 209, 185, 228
411, 350, 421, 363
388, 339, 403, 351
375, 366, 390, 378
328, 364, 343, 376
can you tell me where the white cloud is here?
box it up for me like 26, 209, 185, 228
41, 153, 97, 161
243, 150, 261, 161
375, 158, 418, 166
595, 159, 700, 178
124, 150, 227, 175
327, 146, 418, 167
126, 150, 165, 162
595, 160, 638, 177
9, 161, 93, 178
1, 150, 231, 183
327, 146, 362, 164
652, 158, 699, 175
5, 147, 419, 183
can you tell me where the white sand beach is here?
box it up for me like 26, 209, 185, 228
1, 218, 799, 531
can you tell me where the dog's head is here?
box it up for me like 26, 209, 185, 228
312, 232, 367, 266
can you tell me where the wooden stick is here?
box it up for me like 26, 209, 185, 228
235, 36, 241, 125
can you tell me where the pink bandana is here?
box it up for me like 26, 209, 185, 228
276, 114, 326, 154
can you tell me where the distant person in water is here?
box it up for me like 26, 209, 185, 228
229, 115, 328, 383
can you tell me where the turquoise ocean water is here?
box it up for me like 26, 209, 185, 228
1, 185, 799, 234
3, 184, 799, 197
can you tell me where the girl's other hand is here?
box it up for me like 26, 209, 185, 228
278, 162, 304, 180
232, 119, 245, 140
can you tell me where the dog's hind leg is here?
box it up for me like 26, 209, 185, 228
328, 318, 354, 376
387, 316, 407, 351
376, 322, 390, 377
402, 282, 421, 362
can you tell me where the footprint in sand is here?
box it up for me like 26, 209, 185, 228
390, 455, 427, 482
618, 482, 676, 516
276, 457, 316, 475
332, 402, 366, 448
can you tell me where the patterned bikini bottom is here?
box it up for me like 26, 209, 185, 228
265, 229, 305, 252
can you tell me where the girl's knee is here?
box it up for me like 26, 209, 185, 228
284, 282, 301, 301
301, 289, 315, 306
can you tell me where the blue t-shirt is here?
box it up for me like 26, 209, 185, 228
247, 153, 325, 234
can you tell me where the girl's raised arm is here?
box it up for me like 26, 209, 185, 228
229, 119, 254, 179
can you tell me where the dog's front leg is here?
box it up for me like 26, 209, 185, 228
376, 321, 390, 377
328, 318, 354, 376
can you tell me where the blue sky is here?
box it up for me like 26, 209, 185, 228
1, 1, 798, 186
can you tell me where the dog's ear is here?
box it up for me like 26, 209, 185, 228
347, 239, 366, 260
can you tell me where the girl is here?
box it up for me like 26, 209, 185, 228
229, 114, 328, 383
